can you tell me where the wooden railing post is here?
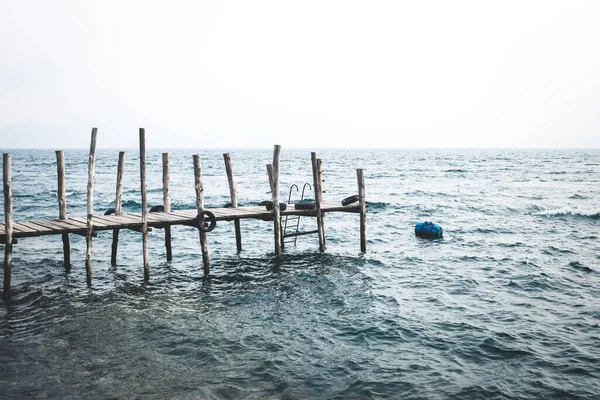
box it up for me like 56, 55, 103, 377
162, 153, 172, 261
85, 128, 98, 286
268, 145, 282, 258
193, 155, 210, 275
357, 168, 366, 253
223, 153, 242, 253
139, 129, 149, 281
55, 150, 70, 271
111, 151, 125, 265
311, 152, 325, 252
3, 153, 13, 302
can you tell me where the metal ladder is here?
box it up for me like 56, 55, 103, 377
282, 183, 316, 247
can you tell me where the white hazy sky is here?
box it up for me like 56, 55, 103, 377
1, 0, 599, 148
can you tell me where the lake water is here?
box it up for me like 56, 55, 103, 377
1, 148, 599, 399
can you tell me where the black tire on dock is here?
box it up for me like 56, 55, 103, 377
258, 200, 271, 206
104, 208, 116, 215
294, 202, 316, 210
149, 205, 164, 212
265, 201, 287, 211
341, 195, 359, 206
197, 210, 217, 233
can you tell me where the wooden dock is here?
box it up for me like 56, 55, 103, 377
1, 128, 367, 302
0, 202, 360, 240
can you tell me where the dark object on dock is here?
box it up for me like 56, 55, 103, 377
341, 195, 359, 206
295, 202, 316, 210
258, 200, 270, 207
104, 208, 116, 216
415, 221, 443, 239
223, 202, 233, 208
263, 201, 287, 211
149, 205, 164, 213
196, 210, 217, 233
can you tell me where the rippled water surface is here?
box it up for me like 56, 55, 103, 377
1, 148, 599, 399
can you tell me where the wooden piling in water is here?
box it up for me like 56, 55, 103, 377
85, 128, 98, 286
55, 150, 70, 271
139, 129, 150, 281
162, 153, 172, 261
223, 153, 242, 253
317, 157, 326, 250
3, 153, 13, 302
193, 155, 210, 275
357, 168, 366, 253
311, 152, 325, 252
111, 151, 125, 265
270, 145, 282, 258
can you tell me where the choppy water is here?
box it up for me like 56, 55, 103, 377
0, 148, 599, 399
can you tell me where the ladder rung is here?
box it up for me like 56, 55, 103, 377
283, 229, 319, 239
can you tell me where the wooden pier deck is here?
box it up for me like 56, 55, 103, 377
0, 202, 360, 241
2, 127, 366, 302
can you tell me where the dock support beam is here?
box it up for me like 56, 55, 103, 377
85, 128, 97, 287
223, 153, 242, 253
311, 152, 326, 252
357, 168, 366, 253
111, 151, 125, 265
3, 153, 13, 302
193, 155, 210, 275
267, 145, 282, 258
162, 153, 172, 261
139, 129, 150, 281
56, 150, 70, 271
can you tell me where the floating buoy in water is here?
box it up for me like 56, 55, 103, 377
415, 221, 443, 239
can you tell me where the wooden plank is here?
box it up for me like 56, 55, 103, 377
63, 218, 89, 229
11, 223, 38, 234
140, 128, 149, 281
3, 153, 13, 302
357, 168, 366, 253
147, 212, 184, 223
193, 154, 210, 275
17, 221, 54, 234
224, 153, 242, 253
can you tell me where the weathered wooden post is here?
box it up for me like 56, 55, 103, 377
139, 129, 150, 281
55, 150, 70, 271
317, 157, 326, 248
111, 151, 125, 265
162, 153, 172, 261
357, 168, 366, 253
193, 155, 210, 275
268, 145, 282, 258
311, 152, 325, 252
85, 128, 98, 286
223, 153, 242, 253
3, 153, 13, 302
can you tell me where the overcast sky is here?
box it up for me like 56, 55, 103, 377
1, 0, 599, 148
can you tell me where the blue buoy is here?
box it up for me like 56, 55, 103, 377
415, 221, 443, 239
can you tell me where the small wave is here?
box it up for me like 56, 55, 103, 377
366, 201, 390, 211
445, 169, 468, 173
547, 171, 567, 175
568, 194, 588, 200
535, 207, 600, 220
568, 261, 594, 273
